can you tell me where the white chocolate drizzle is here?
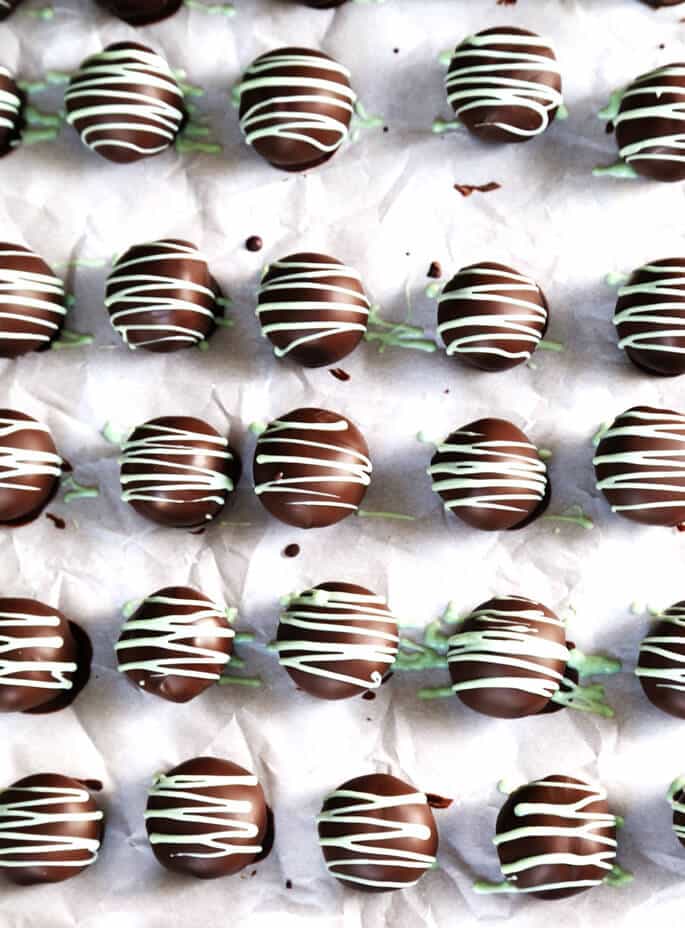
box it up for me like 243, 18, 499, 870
0, 246, 66, 347
613, 65, 685, 171
614, 261, 685, 356
669, 776, 685, 840
0, 414, 62, 497
0, 607, 76, 691
636, 603, 685, 691
0, 68, 21, 141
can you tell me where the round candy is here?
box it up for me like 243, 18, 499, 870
0, 409, 62, 525
0, 68, 23, 158
670, 779, 685, 849
437, 262, 549, 372
253, 407, 371, 529
429, 417, 549, 531
257, 253, 370, 367
106, 239, 222, 353
489, 775, 617, 900
317, 773, 439, 892
447, 596, 569, 719
65, 42, 186, 165
0, 773, 104, 885
613, 258, 685, 376
0, 243, 67, 357
116, 586, 234, 703
145, 756, 268, 879
238, 47, 356, 171
96, 0, 183, 24
636, 601, 685, 717
120, 416, 240, 529
276, 582, 399, 700
445, 27, 563, 143
0, 0, 22, 19
593, 405, 685, 527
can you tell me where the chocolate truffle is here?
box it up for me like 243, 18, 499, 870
257, 253, 370, 367
613, 258, 685, 376
96, 0, 183, 24
65, 42, 186, 165
0, 773, 104, 885
106, 239, 223, 352
253, 407, 371, 529
669, 778, 685, 848
480, 775, 618, 899
593, 406, 685, 527
0, 0, 21, 19
116, 586, 234, 702
120, 416, 240, 529
0, 244, 67, 356
429, 417, 549, 531
299, 0, 347, 5
238, 47, 356, 171
437, 263, 549, 371
318, 773, 438, 892
145, 756, 268, 879
0, 409, 62, 525
445, 27, 563, 143
636, 602, 685, 717
0, 69, 23, 158
276, 582, 398, 699
447, 596, 569, 719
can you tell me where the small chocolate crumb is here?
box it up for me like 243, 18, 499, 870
443, 388, 450, 394
286, 879, 293, 890
659, 43, 665, 50
427, 261, 442, 280
329, 367, 350, 382
45, 512, 66, 530
605, 120, 614, 134
366, 717, 372, 722
454, 181, 501, 197
246, 236, 263, 252
383, 126, 389, 133
426, 793, 454, 810
393, 48, 399, 54
362, 691, 376, 701
283, 543, 300, 558
497, 0, 516, 5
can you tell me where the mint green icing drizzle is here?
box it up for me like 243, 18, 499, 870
183, 0, 236, 14
425, 282, 441, 299
365, 305, 437, 353
102, 421, 130, 447
567, 648, 621, 679
357, 509, 415, 521
542, 505, 594, 531
432, 117, 461, 134
556, 103, 569, 121
396, 619, 451, 672
52, 329, 93, 350
62, 474, 99, 503
218, 629, 261, 687
122, 599, 141, 619
593, 422, 610, 447
551, 678, 614, 717
605, 271, 629, 288
248, 421, 267, 437
592, 162, 639, 179
27, 4, 54, 18
537, 339, 565, 352
604, 864, 633, 887
538, 448, 553, 461
598, 88, 624, 123
350, 101, 383, 142
473, 878, 513, 894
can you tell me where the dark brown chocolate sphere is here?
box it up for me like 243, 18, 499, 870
277, 582, 398, 700
145, 756, 268, 879
253, 407, 371, 529
613, 259, 685, 376
96, 0, 183, 24
65, 42, 186, 165
0, 774, 104, 885
593, 405, 685, 527
490, 775, 617, 900
257, 253, 369, 367
447, 596, 568, 719
429, 417, 549, 531
0, 409, 63, 525
0, 244, 67, 356
0, 0, 22, 19
116, 586, 234, 703
0, 68, 23, 157
120, 416, 240, 529
445, 27, 563, 144
437, 263, 549, 371
636, 602, 685, 717
106, 239, 223, 353
318, 773, 438, 892
238, 47, 356, 171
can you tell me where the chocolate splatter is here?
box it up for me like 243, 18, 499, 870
497, 0, 516, 6
426, 793, 454, 810
427, 261, 442, 279
190, 527, 206, 535
286, 879, 293, 890
45, 512, 66, 530
329, 367, 350, 382
283, 543, 300, 558
605, 121, 614, 134
246, 236, 263, 252
454, 182, 501, 197
362, 691, 376, 701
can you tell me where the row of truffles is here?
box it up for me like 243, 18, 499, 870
0, 0, 352, 22
2, 31, 685, 181
8, 242, 685, 379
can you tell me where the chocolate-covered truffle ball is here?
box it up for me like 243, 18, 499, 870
145, 756, 268, 879
238, 47, 356, 171
120, 416, 240, 529
0, 68, 23, 158
0, 774, 104, 885
106, 239, 223, 352
437, 263, 549, 371
429, 417, 549, 531
447, 596, 569, 719
318, 773, 439, 892
0, 244, 67, 356
669, 778, 685, 848
96, 0, 183, 24
613, 259, 685, 376
445, 27, 563, 143
65, 42, 186, 165
483, 775, 618, 900
253, 407, 371, 529
636, 602, 685, 717
593, 405, 685, 527
116, 586, 234, 702
257, 253, 370, 367
276, 582, 398, 700
0, 0, 22, 20
0, 409, 62, 525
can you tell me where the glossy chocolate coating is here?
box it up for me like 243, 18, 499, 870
257, 253, 369, 367
637, 601, 685, 718
0, 409, 62, 525
318, 773, 438, 892
145, 756, 268, 879
96, 0, 183, 24
106, 239, 222, 353
0, 69, 23, 158
120, 416, 240, 529
672, 783, 685, 848
593, 405, 685, 527
0, 0, 22, 20
253, 407, 371, 529
298, 0, 347, 5
0, 244, 67, 356
0, 773, 104, 885
641, 1, 684, 8
429, 417, 549, 531
116, 585, 234, 703
276, 582, 398, 700
438, 262, 549, 372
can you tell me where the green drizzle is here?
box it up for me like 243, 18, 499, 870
605, 271, 629, 288
27, 4, 54, 18
669, 775, 685, 801
122, 599, 142, 619
555, 103, 569, 121
538, 448, 553, 461
350, 100, 383, 142
473, 879, 512, 895
365, 305, 437, 353
432, 117, 461, 134
102, 421, 130, 447
598, 88, 625, 123
183, 0, 236, 14
541, 505, 594, 531
424, 282, 441, 299
537, 339, 565, 352
62, 474, 99, 503
604, 864, 633, 888
593, 422, 610, 447
357, 509, 415, 522
567, 647, 621, 678
52, 329, 93, 350
395, 618, 451, 672
248, 421, 267, 437
218, 629, 262, 687
592, 162, 639, 180
551, 679, 614, 717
